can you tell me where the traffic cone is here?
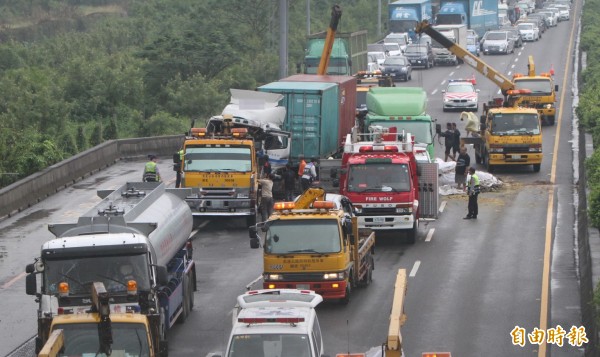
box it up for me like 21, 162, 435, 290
471, 73, 477, 85
550, 64, 555, 76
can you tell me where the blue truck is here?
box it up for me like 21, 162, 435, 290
435, 0, 498, 38
388, 0, 433, 34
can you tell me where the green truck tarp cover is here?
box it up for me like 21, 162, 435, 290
366, 87, 428, 116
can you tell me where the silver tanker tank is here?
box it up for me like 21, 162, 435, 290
47, 181, 193, 267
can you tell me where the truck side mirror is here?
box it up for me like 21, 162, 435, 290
332, 179, 340, 188
155, 266, 168, 286
26, 263, 35, 274
435, 123, 442, 134
250, 237, 260, 249
330, 168, 338, 179
26, 273, 37, 296
249, 225, 257, 238
555, 84, 559, 91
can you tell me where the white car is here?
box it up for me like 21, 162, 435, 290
384, 32, 410, 52
224, 289, 325, 357
368, 51, 387, 70
517, 22, 540, 41
537, 10, 558, 26
442, 79, 479, 112
554, 4, 570, 20
481, 31, 514, 55
384, 42, 403, 57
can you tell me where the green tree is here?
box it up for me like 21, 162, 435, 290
103, 118, 118, 140
58, 131, 79, 156
89, 123, 103, 146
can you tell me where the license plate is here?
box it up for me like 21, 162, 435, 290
373, 217, 386, 223
296, 284, 310, 290
512, 155, 521, 159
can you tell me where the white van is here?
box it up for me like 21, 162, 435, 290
221, 289, 326, 357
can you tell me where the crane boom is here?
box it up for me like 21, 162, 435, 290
317, 5, 343, 75
415, 21, 515, 95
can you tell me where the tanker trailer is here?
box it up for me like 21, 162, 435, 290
25, 182, 195, 357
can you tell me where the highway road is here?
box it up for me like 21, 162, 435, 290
0, 3, 585, 356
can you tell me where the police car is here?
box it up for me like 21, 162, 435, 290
223, 289, 325, 357
442, 78, 479, 112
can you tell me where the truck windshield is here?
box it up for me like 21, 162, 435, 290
514, 79, 553, 95
185, 146, 252, 172
436, 14, 463, 25
265, 219, 341, 254
348, 163, 411, 193
490, 113, 540, 135
304, 58, 348, 75
228, 333, 311, 357
54, 322, 150, 357
44, 254, 150, 295
368, 121, 433, 145
390, 20, 418, 33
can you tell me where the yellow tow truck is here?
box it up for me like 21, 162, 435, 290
416, 21, 543, 172
177, 115, 259, 226
249, 188, 375, 304
512, 56, 559, 126
38, 282, 158, 357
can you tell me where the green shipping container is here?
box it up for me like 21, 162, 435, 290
258, 81, 339, 160
366, 87, 428, 116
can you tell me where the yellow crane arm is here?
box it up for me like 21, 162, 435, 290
38, 330, 64, 357
294, 187, 326, 209
386, 269, 407, 357
415, 21, 515, 95
527, 55, 535, 76
317, 5, 343, 75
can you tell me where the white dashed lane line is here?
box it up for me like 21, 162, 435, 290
409, 260, 421, 277
425, 228, 435, 242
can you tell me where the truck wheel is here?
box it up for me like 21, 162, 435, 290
485, 153, 495, 173
533, 163, 541, 172
406, 221, 418, 244
340, 285, 351, 305
246, 213, 256, 228
177, 278, 190, 324
548, 116, 555, 126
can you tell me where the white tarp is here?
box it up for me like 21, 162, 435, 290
435, 157, 503, 196
222, 89, 286, 127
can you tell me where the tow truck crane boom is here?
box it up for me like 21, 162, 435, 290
415, 21, 515, 96
386, 269, 407, 357
317, 5, 343, 75
294, 187, 327, 209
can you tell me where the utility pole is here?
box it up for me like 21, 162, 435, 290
307, 0, 311, 35
279, 0, 288, 79
378, 0, 382, 37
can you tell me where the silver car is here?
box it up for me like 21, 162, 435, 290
482, 31, 515, 55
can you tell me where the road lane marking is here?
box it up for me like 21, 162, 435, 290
439, 200, 447, 212
538, 3, 579, 356
431, 89, 438, 95
449, 71, 455, 77
246, 275, 263, 290
425, 228, 435, 242
409, 261, 421, 277
1, 271, 26, 289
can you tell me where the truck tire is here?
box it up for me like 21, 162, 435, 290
177, 277, 191, 324
246, 213, 257, 228
485, 153, 495, 173
406, 221, 418, 244
533, 163, 541, 172
548, 116, 555, 126
340, 285, 351, 305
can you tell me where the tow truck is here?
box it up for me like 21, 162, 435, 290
177, 116, 259, 225
512, 56, 559, 125
38, 282, 157, 357
416, 20, 544, 172
249, 188, 375, 304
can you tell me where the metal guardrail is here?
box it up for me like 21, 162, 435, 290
0, 135, 184, 219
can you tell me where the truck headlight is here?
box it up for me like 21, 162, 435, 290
323, 272, 344, 280
396, 207, 412, 214
237, 193, 249, 199
489, 147, 504, 153
528, 146, 542, 153
354, 206, 362, 214
264, 274, 283, 281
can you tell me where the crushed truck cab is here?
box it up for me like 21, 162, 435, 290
250, 190, 375, 303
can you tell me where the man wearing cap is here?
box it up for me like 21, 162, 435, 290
143, 155, 161, 182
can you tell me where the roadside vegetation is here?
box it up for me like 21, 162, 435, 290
0, 0, 386, 186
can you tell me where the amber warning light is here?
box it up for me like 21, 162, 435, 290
422, 353, 452, 357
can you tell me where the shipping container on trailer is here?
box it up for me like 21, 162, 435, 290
258, 81, 341, 161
